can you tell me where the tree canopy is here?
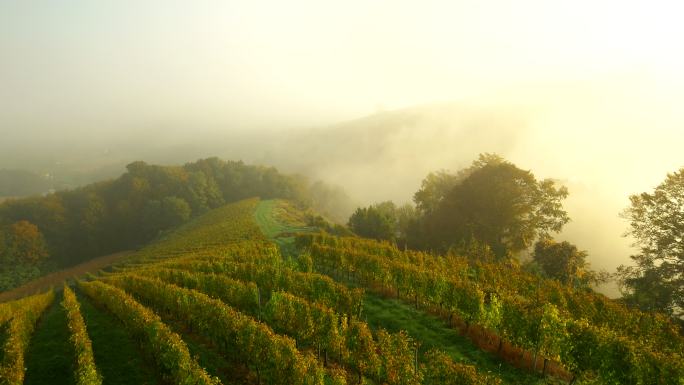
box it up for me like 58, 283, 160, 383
533, 238, 590, 286
349, 201, 396, 241
409, 154, 569, 258
1, 220, 49, 265
413, 170, 460, 215
0, 157, 353, 291
347, 201, 417, 243
617, 168, 684, 318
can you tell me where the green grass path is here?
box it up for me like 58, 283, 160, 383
255, 199, 313, 256
254, 199, 284, 240
77, 291, 159, 385
23, 291, 76, 385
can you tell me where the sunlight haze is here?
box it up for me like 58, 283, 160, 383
2, 0, 684, 296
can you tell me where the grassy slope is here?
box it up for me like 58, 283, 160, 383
254, 199, 314, 256
11, 202, 257, 385
103, 199, 266, 383
254, 199, 548, 385
9, 199, 553, 384
23, 291, 76, 385
15, 199, 274, 385
110, 198, 262, 383
76, 291, 159, 385
253, 199, 284, 240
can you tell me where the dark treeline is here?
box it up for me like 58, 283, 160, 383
348, 154, 605, 289
349, 154, 569, 257
0, 157, 351, 290
348, 154, 684, 321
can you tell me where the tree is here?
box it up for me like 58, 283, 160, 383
413, 154, 569, 258
142, 196, 191, 236
348, 202, 397, 241
413, 170, 460, 214
533, 239, 589, 285
617, 168, 684, 318
4, 220, 49, 264
395, 203, 417, 243
413, 154, 507, 215
347, 201, 419, 243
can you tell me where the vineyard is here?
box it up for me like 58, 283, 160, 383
0, 198, 681, 385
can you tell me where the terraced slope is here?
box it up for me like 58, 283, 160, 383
0, 198, 678, 385
254, 200, 548, 385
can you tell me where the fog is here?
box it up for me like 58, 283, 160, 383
3, 1, 684, 296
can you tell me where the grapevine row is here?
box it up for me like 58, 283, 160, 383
0, 295, 47, 325
0, 290, 55, 385
302, 236, 684, 384
140, 267, 501, 385
62, 285, 103, 385
103, 274, 341, 385
158, 259, 363, 317
140, 266, 414, 384
303, 234, 683, 354
77, 280, 220, 385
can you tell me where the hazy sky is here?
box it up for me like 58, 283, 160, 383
2, 1, 684, 295
2, 0, 683, 128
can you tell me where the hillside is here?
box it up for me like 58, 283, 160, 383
0, 198, 681, 385
0, 104, 640, 301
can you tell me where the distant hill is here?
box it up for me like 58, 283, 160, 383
247, 103, 529, 203
0, 104, 634, 299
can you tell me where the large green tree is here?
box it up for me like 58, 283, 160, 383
348, 201, 417, 243
533, 238, 589, 286
3, 220, 49, 264
413, 154, 569, 258
0, 221, 47, 290
617, 168, 684, 318
142, 196, 192, 236
413, 170, 460, 214
348, 202, 397, 241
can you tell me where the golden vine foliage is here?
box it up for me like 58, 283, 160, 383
78, 280, 220, 385
0, 290, 55, 385
62, 285, 102, 385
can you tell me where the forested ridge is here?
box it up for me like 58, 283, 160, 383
0, 158, 349, 290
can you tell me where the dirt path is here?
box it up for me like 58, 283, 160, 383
0, 250, 133, 303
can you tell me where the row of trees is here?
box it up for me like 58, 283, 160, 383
349, 154, 570, 259
348, 154, 684, 319
0, 158, 353, 290
348, 154, 579, 282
